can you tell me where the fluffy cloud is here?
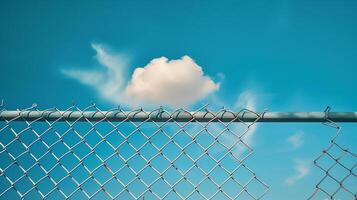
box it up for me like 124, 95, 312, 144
125, 56, 219, 107
287, 131, 304, 149
62, 44, 219, 107
285, 160, 310, 185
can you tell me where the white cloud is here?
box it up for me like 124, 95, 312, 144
62, 44, 219, 108
234, 90, 256, 111
125, 56, 219, 107
287, 131, 304, 149
62, 44, 128, 104
62, 44, 264, 162
208, 90, 260, 158
233, 91, 259, 145
285, 160, 310, 185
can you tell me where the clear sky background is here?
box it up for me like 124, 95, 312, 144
0, 0, 356, 199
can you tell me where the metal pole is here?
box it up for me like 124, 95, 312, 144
0, 110, 357, 122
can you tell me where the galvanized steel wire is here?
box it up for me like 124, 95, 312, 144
308, 107, 356, 200
0, 104, 269, 200
0, 103, 355, 200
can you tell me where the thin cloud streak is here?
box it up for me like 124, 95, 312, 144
285, 160, 310, 185
61, 44, 128, 104
213, 90, 260, 157
287, 131, 304, 149
234, 91, 259, 145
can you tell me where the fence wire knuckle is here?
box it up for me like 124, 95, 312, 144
0, 104, 356, 199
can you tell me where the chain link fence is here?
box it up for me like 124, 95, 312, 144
0, 103, 355, 200
308, 108, 356, 200
0, 104, 269, 200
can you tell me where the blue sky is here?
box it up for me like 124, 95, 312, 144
0, 0, 356, 199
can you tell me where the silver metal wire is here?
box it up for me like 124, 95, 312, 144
308, 107, 357, 200
0, 104, 269, 200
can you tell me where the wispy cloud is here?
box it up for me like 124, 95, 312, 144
284, 160, 310, 185
233, 91, 259, 145
61, 44, 128, 104
211, 90, 260, 157
234, 90, 256, 111
287, 131, 304, 149
62, 44, 219, 108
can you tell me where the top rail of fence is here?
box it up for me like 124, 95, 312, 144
1, 110, 357, 122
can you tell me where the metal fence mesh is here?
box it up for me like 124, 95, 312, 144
308, 108, 357, 200
1, 104, 356, 200
0, 104, 269, 200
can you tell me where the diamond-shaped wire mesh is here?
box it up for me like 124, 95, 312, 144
308, 108, 357, 200
0, 104, 269, 200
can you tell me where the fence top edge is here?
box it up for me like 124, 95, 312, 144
1, 111, 357, 122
